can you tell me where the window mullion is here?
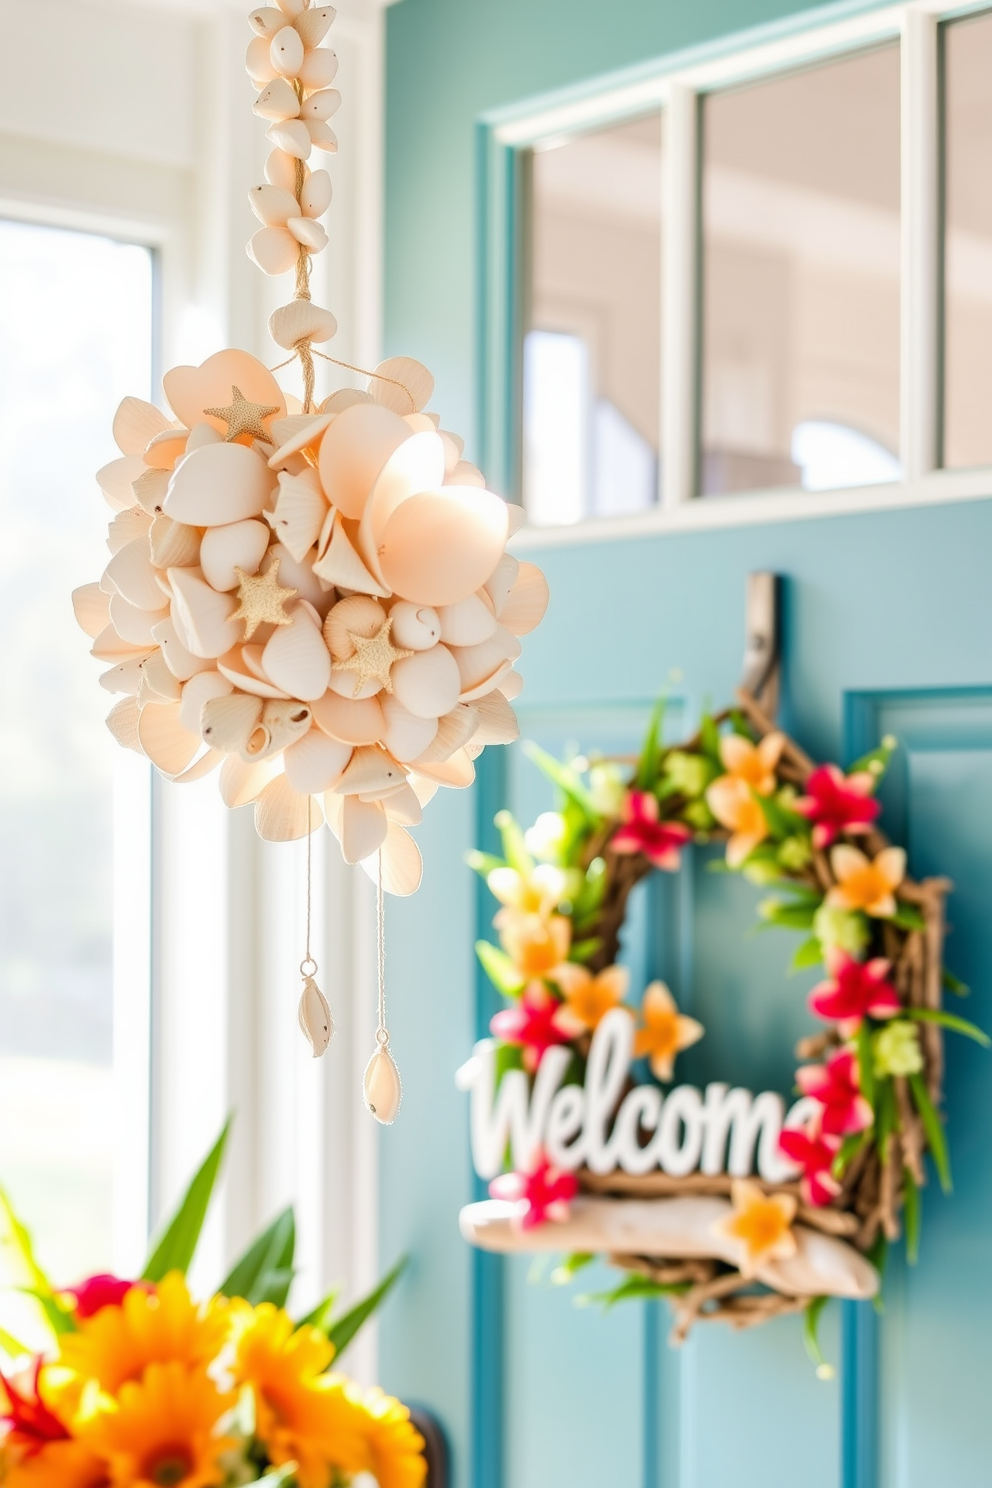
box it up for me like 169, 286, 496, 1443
662, 81, 699, 508
900, 5, 939, 481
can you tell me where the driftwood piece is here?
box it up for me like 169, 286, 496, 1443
579, 1169, 859, 1237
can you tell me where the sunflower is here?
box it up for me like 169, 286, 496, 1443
3, 1440, 111, 1488
355, 1385, 427, 1488
74, 1361, 233, 1488
59, 1273, 232, 1396
232, 1305, 367, 1488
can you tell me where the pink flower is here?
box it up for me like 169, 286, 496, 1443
795, 1048, 873, 1137
808, 950, 901, 1035
489, 1149, 579, 1230
612, 792, 692, 871
794, 764, 881, 849
778, 1123, 842, 1207
65, 1272, 147, 1320
490, 983, 572, 1072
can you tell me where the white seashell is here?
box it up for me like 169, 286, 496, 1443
446, 460, 487, 488
413, 745, 476, 789
407, 774, 440, 808
391, 645, 461, 719
323, 594, 385, 659
295, 7, 335, 48
275, 0, 306, 16
270, 24, 305, 75
100, 655, 147, 696
269, 412, 333, 462
265, 147, 299, 191
484, 552, 519, 616
266, 469, 327, 562
249, 183, 299, 225
72, 583, 111, 639
247, 697, 313, 760
412, 704, 479, 765
109, 593, 169, 647
300, 169, 332, 217
472, 687, 519, 746
200, 519, 271, 592
248, 225, 300, 274
220, 753, 281, 807
261, 603, 331, 700
337, 794, 387, 863
246, 34, 278, 83
149, 514, 201, 570
312, 517, 390, 598
105, 537, 165, 610
165, 443, 274, 526
201, 692, 263, 753
299, 976, 333, 1057
168, 569, 241, 658
437, 593, 498, 647
499, 561, 550, 636
185, 422, 224, 452
151, 616, 210, 682
311, 690, 384, 745
264, 542, 334, 616
438, 428, 465, 470
268, 301, 336, 350
358, 431, 447, 578
381, 783, 424, 828
137, 700, 201, 775
320, 387, 370, 415
450, 626, 522, 695
361, 820, 423, 896
287, 216, 328, 251
172, 749, 223, 785
97, 454, 147, 511
216, 647, 290, 699
306, 121, 337, 153
298, 88, 341, 121
113, 396, 172, 456
298, 46, 338, 90
499, 668, 523, 701
317, 401, 411, 519
139, 650, 182, 702
284, 727, 352, 793
377, 487, 510, 608
388, 600, 440, 651
379, 695, 438, 762
255, 775, 322, 841
179, 670, 233, 735
253, 81, 300, 124
334, 745, 406, 798
143, 428, 189, 471
266, 120, 311, 160
106, 696, 144, 754
369, 356, 435, 415
363, 1045, 402, 1124
132, 468, 170, 515
249, 7, 286, 37
107, 507, 152, 556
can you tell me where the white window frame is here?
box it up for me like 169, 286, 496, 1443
490, 0, 992, 551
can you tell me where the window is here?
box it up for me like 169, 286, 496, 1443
523, 114, 663, 524
0, 219, 154, 1319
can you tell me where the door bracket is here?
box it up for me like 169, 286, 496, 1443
740, 571, 780, 718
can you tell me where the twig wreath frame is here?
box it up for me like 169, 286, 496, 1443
458, 689, 987, 1359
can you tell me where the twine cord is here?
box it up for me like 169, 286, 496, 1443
299, 796, 317, 979
268, 348, 418, 415
375, 850, 388, 1046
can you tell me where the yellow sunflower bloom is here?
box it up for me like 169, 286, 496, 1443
59, 1273, 232, 1397
74, 1362, 234, 1488
357, 1385, 427, 1488
3, 1440, 111, 1488
232, 1304, 367, 1488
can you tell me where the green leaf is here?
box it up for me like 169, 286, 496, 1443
942, 967, 969, 998
753, 788, 805, 841
906, 1007, 991, 1047
250, 1267, 295, 1308
757, 897, 818, 932
219, 1206, 296, 1305
700, 713, 721, 763
296, 1289, 339, 1334
521, 742, 598, 823
803, 1296, 835, 1378
0, 1184, 54, 1296
475, 940, 525, 998
847, 736, 897, 781
320, 1256, 408, 1361
902, 1168, 921, 1265
571, 857, 608, 931
635, 696, 665, 791
909, 1074, 952, 1194
465, 850, 507, 880
568, 937, 602, 964
888, 903, 926, 932
790, 937, 824, 973
18, 1288, 77, 1336
550, 1252, 594, 1286
576, 1273, 689, 1309
874, 1077, 896, 1157
492, 811, 532, 875
0, 1324, 30, 1360
857, 1021, 876, 1108
253, 1464, 299, 1487
142, 1118, 231, 1282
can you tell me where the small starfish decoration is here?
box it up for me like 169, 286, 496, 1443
203, 385, 280, 443
336, 615, 414, 696
231, 558, 297, 640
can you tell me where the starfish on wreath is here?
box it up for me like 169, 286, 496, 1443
202, 384, 280, 443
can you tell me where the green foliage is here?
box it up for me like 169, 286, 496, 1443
833, 1131, 870, 1178
910, 1074, 953, 1194
550, 1252, 594, 1286
802, 1296, 834, 1378
493, 811, 533, 875
465, 849, 507, 880
568, 937, 602, 964
312, 1257, 408, 1362
0, 1324, 30, 1361
576, 1272, 689, 1309
142, 1118, 231, 1282
903, 1169, 921, 1264
888, 902, 926, 932
848, 734, 897, 782
942, 967, 970, 998
475, 940, 525, 998
873, 1077, 897, 1158
0, 1184, 53, 1295
753, 788, 806, 841
571, 857, 608, 932
682, 799, 717, 831
907, 1007, 990, 1047
789, 937, 824, 973
20, 1288, 76, 1336
520, 743, 598, 823
756, 897, 819, 932
699, 713, 722, 762
220, 1207, 296, 1308
635, 696, 665, 791
856, 1021, 876, 1107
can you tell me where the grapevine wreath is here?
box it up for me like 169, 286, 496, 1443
458, 689, 986, 1358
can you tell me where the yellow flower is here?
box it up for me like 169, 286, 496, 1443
713, 1179, 797, 1278
718, 731, 785, 795
59, 1274, 232, 1397
75, 1362, 234, 1488
232, 1304, 367, 1488
4, 1441, 111, 1488
355, 1385, 427, 1488
487, 862, 565, 918
705, 776, 769, 868
632, 981, 704, 1081
496, 910, 572, 981
553, 964, 629, 1036
827, 845, 906, 918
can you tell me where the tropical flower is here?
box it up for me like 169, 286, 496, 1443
490, 985, 572, 1072
356, 1386, 428, 1488
712, 1179, 797, 1276
663, 751, 716, 799
232, 1306, 368, 1488
632, 981, 704, 1081
611, 792, 691, 870
64, 1275, 147, 1321
496, 910, 572, 981
74, 1363, 233, 1488
705, 776, 769, 868
777, 1123, 842, 1207
523, 812, 567, 864
812, 904, 869, 959
553, 964, 629, 1036
794, 764, 881, 849
489, 1150, 579, 1230
0, 1361, 71, 1454
796, 1048, 873, 1136
826, 845, 906, 918
873, 1020, 924, 1078
588, 762, 627, 818
808, 951, 901, 1035
58, 1272, 231, 1396
718, 731, 785, 795
487, 862, 566, 919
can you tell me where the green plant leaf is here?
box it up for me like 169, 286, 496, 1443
902, 1169, 921, 1264
942, 967, 969, 998
635, 696, 665, 791
753, 788, 805, 841
906, 1008, 991, 1047
0, 1324, 30, 1360
18, 1288, 77, 1336
757, 897, 818, 932
888, 903, 926, 932
253, 1464, 298, 1486
521, 743, 598, 822
0, 1184, 54, 1296
789, 937, 824, 973
847, 736, 897, 781
803, 1296, 835, 1378
465, 850, 507, 880
832, 1131, 870, 1178
319, 1256, 408, 1361
142, 1118, 231, 1282
857, 1022, 876, 1108
475, 940, 525, 998
296, 1289, 339, 1334
909, 1074, 952, 1194
700, 713, 721, 762
567, 937, 602, 964
250, 1267, 295, 1309
576, 1273, 689, 1309
874, 1077, 897, 1157
550, 1252, 594, 1286
219, 1206, 296, 1305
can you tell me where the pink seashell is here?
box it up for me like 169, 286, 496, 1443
137, 700, 201, 776
261, 604, 331, 700
163, 350, 286, 434
377, 487, 510, 608
283, 727, 352, 793
311, 690, 385, 745
200, 519, 271, 592
317, 402, 411, 520
499, 561, 550, 636
168, 569, 241, 659
255, 775, 322, 842
165, 443, 274, 527
391, 645, 461, 719
113, 397, 172, 456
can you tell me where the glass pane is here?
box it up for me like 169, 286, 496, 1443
524, 113, 663, 524
942, 10, 992, 469
700, 46, 902, 496
0, 220, 153, 1305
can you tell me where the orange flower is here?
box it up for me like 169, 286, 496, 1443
632, 981, 704, 1081
705, 776, 769, 868
74, 1362, 233, 1488
826, 845, 906, 918
496, 910, 572, 981
356, 1385, 427, 1488
3, 1440, 111, 1488
718, 731, 785, 795
553, 964, 628, 1036
712, 1179, 797, 1277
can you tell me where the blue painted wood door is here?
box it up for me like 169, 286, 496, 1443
379, 499, 992, 1488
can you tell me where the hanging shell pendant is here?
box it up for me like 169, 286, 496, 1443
298, 975, 333, 1057
363, 1043, 402, 1124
